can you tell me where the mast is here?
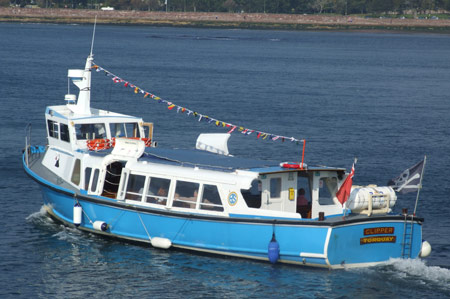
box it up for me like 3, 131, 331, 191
66, 55, 93, 115
66, 17, 96, 115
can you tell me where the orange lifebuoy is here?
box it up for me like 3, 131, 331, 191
280, 162, 303, 169
86, 139, 112, 151
86, 137, 152, 151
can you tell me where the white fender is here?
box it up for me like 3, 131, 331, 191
73, 203, 82, 226
93, 221, 108, 232
419, 240, 431, 258
151, 237, 172, 249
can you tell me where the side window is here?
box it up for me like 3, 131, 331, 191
270, 178, 282, 198
110, 123, 126, 138
173, 181, 199, 209
125, 123, 140, 138
91, 169, 100, 193
241, 179, 262, 208
84, 167, 92, 190
125, 174, 145, 201
318, 177, 338, 205
47, 120, 59, 139
60, 123, 70, 142
70, 159, 81, 185
146, 177, 170, 205
200, 185, 223, 212
110, 123, 140, 138
75, 123, 106, 140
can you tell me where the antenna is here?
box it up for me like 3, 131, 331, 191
90, 15, 97, 57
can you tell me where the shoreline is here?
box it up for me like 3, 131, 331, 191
2, 8, 450, 33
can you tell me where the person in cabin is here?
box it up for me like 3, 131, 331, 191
296, 188, 310, 218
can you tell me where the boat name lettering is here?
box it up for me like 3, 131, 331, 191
364, 227, 394, 235
360, 236, 396, 245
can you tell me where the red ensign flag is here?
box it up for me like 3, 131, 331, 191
336, 161, 356, 206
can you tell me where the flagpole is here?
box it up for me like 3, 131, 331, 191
413, 155, 426, 216
342, 157, 357, 219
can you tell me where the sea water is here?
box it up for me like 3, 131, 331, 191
0, 23, 449, 297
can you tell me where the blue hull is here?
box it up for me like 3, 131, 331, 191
25, 157, 423, 269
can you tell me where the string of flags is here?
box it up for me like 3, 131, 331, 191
91, 63, 304, 145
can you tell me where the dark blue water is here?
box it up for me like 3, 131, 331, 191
1, 23, 449, 297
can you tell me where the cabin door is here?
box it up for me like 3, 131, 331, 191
260, 172, 297, 212
101, 161, 125, 199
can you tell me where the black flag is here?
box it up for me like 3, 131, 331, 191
388, 159, 425, 194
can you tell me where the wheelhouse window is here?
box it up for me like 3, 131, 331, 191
200, 184, 223, 212
110, 123, 140, 138
318, 177, 338, 205
60, 123, 70, 142
75, 123, 106, 140
47, 120, 59, 139
146, 177, 170, 205
241, 179, 262, 208
125, 174, 145, 201
173, 181, 199, 209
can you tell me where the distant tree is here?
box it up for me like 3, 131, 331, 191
145, 0, 161, 10
310, 0, 330, 13
347, 0, 367, 14
223, 0, 237, 12
0, 0, 9, 6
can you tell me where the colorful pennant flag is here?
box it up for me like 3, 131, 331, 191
91, 63, 304, 146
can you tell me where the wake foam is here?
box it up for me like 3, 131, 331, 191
388, 258, 450, 288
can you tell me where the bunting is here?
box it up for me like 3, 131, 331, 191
91, 63, 304, 145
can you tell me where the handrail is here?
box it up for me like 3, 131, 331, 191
24, 123, 32, 167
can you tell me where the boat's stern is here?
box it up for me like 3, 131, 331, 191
325, 214, 424, 268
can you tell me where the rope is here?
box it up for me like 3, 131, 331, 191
136, 211, 152, 242
104, 178, 120, 186
92, 63, 304, 145
106, 169, 121, 177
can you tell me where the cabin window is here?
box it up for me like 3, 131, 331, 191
125, 174, 145, 201
60, 123, 70, 142
91, 169, 100, 193
84, 167, 92, 190
173, 181, 199, 209
146, 177, 170, 205
270, 178, 282, 198
75, 123, 106, 140
200, 185, 223, 212
241, 179, 262, 208
70, 159, 81, 185
318, 177, 338, 205
110, 123, 140, 138
47, 120, 59, 139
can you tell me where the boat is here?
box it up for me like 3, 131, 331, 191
23, 53, 431, 269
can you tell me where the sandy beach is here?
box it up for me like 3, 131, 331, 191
1, 7, 450, 32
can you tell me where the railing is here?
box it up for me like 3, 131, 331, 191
24, 123, 32, 167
